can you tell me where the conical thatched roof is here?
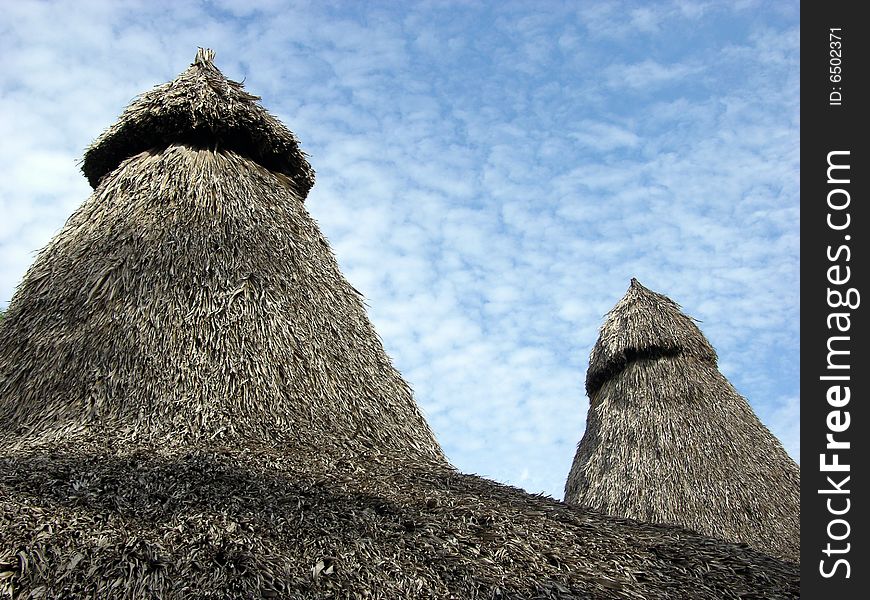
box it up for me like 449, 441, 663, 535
0, 48, 440, 463
565, 279, 800, 563
0, 52, 798, 598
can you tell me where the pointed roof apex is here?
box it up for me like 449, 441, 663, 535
82, 48, 315, 195
586, 279, 717, 394
194, 47, 216, 65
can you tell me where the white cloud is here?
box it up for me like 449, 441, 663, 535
607, 59, 701, 91
629, 7, 663, 33
759, 395, 800, 463
570, 120, 640, 152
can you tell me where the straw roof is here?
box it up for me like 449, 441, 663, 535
0, 48, 439, 463
0, 52, 798, 598
2, 440, 799, 599
565, 279, 800, 563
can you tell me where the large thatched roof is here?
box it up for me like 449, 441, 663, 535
0, 49, 440, 464
2, 440, 800, 599
565, 279, 800, 563
0, 52, 798, 597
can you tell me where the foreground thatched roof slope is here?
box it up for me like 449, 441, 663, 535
1, 441, 799, 599
1, 52, 798, 597
565, 279, 800, 563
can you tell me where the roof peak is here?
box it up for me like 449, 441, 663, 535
81, 48, 315, 196
585, 279, 717, 394
627, 277, 657, 294
195, 47, 216, 65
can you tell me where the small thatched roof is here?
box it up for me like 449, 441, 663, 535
565, 279, 800, 563
0, 53, 798, 597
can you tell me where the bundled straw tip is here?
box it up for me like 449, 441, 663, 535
195, 47, 216, 66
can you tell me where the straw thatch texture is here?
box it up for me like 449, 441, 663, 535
82, 48, 315, 196
0, 440, 799, 599
0, 52, 798, 597
565, 279, 800, 563
0, 143, 442, 464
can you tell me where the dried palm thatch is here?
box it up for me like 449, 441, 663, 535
0, 51, 798, 598
565, 279, 800, 563
1, 441, 799, 599
0, 48, 440, 463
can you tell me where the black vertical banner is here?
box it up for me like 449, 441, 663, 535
802, 3, 869, 597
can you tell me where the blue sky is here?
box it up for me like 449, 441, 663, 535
0, 0, 799, 499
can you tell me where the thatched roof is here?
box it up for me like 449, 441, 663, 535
565, 279, 800, 563
1, 440, 799, 599
0, 49, 439, 464
0, 52, 798, 597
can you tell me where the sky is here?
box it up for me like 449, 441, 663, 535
0, 0, 799, 499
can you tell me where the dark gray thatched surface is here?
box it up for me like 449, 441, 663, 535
1, 52, 798, 597
565, 279, 800, 563
1, 440, 799, 599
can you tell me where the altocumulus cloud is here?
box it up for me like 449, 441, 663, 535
0, 0, 799, 498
